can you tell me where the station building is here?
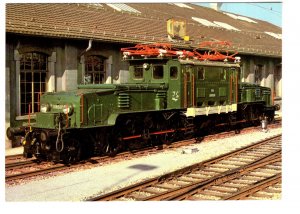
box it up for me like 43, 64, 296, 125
5, 3, 282, 148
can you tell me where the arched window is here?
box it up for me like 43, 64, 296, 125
20, 52, 48, 115
85, 55, 106, 84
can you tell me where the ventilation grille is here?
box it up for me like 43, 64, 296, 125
156, 91, 166, 99
262, 90, 271, 95
255, 89, 261, 97
118, 93, 130, 108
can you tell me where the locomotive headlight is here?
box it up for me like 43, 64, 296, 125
40, 103, 51, 113
63, 104, 74, 116
143, 63, 150, 70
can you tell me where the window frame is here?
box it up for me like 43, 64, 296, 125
170, 66, 178, 80
152, 64, 164, 80
220, 68, 227, 81
133, 65, 144, 80
19, 52, 48, 115
196, 66, 205, 80
85, 55, 106, 84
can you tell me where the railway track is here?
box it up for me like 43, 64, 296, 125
5, 138, 198, 183
87, 134, 281, 201
5, 120, 281, 184
5, 154, 34, 165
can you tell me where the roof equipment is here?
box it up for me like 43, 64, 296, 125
121, 41, 238, 61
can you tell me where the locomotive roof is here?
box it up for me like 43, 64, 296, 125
125, 57, 240, 67
179, 59, 240, 67
6, 3, 281, 58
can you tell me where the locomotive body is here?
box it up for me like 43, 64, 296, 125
7, 47, 278, 163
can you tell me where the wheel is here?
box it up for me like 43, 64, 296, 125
63, 137, 82, 164
235, 129, 240, 134
101, 127, 123, 156
266, 111, 275, 123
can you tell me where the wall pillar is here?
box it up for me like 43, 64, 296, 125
14, 50, 21, 116
5, 67, 11, 149
248, 58, 255, 83
80, 55, 85, 84
62, 44, 78, 91
240, 60, 247, 83
261, 64, 267, 86
105, 55, 113, 83
47, 52, 57, 92
275, 64, 282, 97
266, 60, 274, 90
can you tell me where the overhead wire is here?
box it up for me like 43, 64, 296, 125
247, 3, 282, 16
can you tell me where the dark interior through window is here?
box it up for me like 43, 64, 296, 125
153, 65, 164, 79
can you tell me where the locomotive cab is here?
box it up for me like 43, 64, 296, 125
179, 60, 240, 117
126, 57, 241, 115
128, 59, 169, 84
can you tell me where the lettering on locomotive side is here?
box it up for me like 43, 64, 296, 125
172, 91, 179, 101
52, 104, 65, 109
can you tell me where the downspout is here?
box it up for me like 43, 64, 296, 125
80, 39, 93, 84
80, 39, 93, 56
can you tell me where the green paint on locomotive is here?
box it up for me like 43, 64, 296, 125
34, 57, 273, 130
13, 55, 278, 163
36, 91, 82, 129
239, 83, 272, 106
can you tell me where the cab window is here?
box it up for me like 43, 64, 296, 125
220, 68, 227, 80
153, 65, 164, 79
170, 66, 178, 79
133, 66, 143, 79
197, 67, 205, 80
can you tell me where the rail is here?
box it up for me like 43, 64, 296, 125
87, 134, 281, 201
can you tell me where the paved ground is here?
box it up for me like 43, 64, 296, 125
5, 127, 282, 201
5, 147, 23, 156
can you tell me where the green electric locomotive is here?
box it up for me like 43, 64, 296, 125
7, 43, 278, 163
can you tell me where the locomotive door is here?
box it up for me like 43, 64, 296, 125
229, 67, 239, 104
183, 65, 195, 108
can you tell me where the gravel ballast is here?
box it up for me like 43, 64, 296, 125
5, 127, 282, 201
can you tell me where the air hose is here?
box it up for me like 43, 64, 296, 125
55, 121, 64, 152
